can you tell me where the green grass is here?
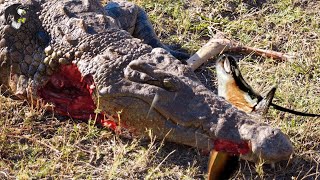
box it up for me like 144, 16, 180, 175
1, 0, 320, 179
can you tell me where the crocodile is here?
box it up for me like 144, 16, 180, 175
0, 0, 293, 163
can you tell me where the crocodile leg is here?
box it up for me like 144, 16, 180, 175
187, 34, 295, 70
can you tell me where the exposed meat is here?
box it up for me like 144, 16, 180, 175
38, 65, 117, 130
214, 139, 250, 155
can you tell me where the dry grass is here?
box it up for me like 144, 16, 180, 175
1, 0, 320, 179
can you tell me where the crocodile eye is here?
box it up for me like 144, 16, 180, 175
163, 77, 178, 92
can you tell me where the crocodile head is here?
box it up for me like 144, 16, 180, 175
0, 0, 293, 163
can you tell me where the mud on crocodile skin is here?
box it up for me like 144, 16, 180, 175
0, 0, 293, 163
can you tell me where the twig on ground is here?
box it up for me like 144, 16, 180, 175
187, 33, 296, 71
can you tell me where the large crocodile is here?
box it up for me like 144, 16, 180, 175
0, 0, 293, 163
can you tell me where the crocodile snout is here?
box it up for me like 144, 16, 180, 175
240, 124, 293, 163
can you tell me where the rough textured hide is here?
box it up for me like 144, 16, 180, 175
0, 0, 293, 163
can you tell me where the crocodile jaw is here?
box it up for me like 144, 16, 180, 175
239, 123, 293, 163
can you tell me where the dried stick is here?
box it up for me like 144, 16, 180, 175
230, 46, 295, 61
186, 35, 295, 71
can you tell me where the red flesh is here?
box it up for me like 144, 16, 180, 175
38, 65, 117, 130
214, 139, 250, 155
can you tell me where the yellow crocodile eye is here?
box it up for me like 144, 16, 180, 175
163, 77, 177, 92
